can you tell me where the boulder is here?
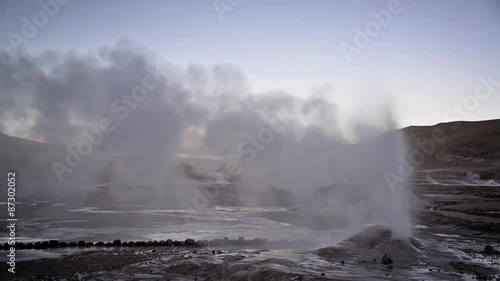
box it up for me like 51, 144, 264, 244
59, 242, 69, 247
381, 254, 393, 265
173, 240, 184, 246
95, 242, 105, 246
184, 238, 196, 246
112, 239, 121, 246
78, 241, 86, 247
484, 245, 499, 255
237, 237, 246, 245
69, 242, 78, 247
48, 240, 59, 248
166, 239, 173, 246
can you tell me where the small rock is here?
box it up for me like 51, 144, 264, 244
250, 238, 262, 245
484, 245, 498, 255
185, 238, 196, 246
48, 240, 59, 248
173, 240, 184, 246
340, 260, 345, 265
237, 237, 245, 245
381, 254, 393, 265
210, 239, 222, 246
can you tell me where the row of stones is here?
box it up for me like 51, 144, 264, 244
3, 237, 313, 250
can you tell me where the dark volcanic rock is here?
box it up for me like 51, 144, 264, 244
16, 242, 26, 249
184, 238, 196, 246
158, 240, 166, 246
173, 240, 184, 246
146, 241, 154, 246
210, 239, 222, 246
69, 242, 78, 247
166, 239, 173, 246
26, 243, 34, 249
95, 242, 105, 246
59, 242, 69, 248
152, 240, 159, 246
195, 240, 207, 246
105, 242, 112, 247
48, 240, 59, 248
381, 254, 393, 265
112, 239, 121, 246
237, 237, 246, 245
40, 241, 49, 249
86, 242, 94, 247
78, 241, 86, 247
250, 238, 262, 245
484, 245, 499, 255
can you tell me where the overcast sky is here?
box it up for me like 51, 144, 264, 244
1, 0, 499, 128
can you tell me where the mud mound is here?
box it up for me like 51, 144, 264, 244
317, 225, 425, 263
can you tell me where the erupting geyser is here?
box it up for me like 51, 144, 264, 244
1, 41, 413, 240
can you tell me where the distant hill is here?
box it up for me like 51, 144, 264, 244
400, 119, 500, 169
1, 118, 499, 176
0, 132, 60, 173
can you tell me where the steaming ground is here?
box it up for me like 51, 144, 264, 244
1, 43, 500, 279
0, 41, 412, 238
1, 177, 500, 280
